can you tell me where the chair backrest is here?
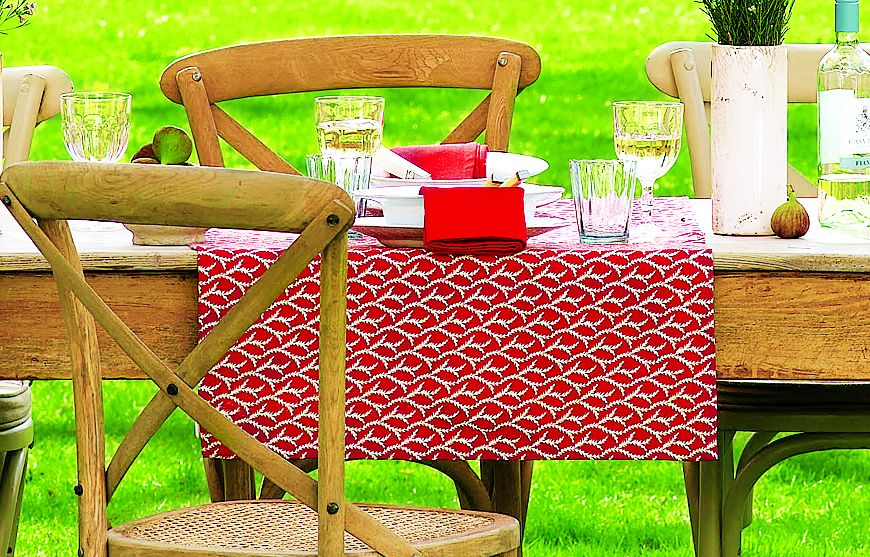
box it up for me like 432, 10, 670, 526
0, 161, 418, 556
2, 64, 73, 165
158, 35, 542, 173
646, 42, 832, 198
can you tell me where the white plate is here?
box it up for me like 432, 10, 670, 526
371, 152, 549, 187
353, 216, 570, 248
353, 184, 564, 226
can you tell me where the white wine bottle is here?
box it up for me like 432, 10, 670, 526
818, 0, 870, 238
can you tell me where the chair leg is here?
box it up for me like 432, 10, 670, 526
735, 432, 776, 530
222, 458, 256, 500
490, 461, 523, 557
416, 460, 493, 511
697, 430, 728, 557
259, 476, 286, 500
0, 448, 28, 556
519, 461, 533, 534
260, 459, 317, 500
480, 460, 495, 498
203, 457, 225, 502
682, 462, 700, 556
7, 450, 27, 557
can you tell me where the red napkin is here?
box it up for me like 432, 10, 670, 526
420, 186, 527, 255
391, 142, 488, 180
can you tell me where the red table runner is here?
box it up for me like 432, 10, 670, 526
196, 197, 716, 461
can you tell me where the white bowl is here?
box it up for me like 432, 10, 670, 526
352, 184, 564, 227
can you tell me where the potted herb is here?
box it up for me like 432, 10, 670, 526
700, 0, 795, 235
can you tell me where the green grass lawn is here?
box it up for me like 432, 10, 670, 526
6, 0, 870, 555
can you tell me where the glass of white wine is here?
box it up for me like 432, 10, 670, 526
612, 101, 684, 217
61, 92, 132, 162
61, 92, 132, 232
315, 95, 384, 157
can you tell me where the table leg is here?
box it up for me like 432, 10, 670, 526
490, 460, 524, 556
221, 458, 256, 500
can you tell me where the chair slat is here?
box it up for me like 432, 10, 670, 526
176, 67, 225, 167
647, 42, 838, 103
5, 74, 45, 166
2, 65, 73, 126
161, 35, 540, 181
443, 96, 490, 144
669, 48, 712, 198
1, 161, 351, 232
160, 35, 541, 104
485, 52, 522, 152
211, 105, 301, 174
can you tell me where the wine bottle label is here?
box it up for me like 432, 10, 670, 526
819, 89, 870, 165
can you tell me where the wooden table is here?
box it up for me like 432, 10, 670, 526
2, 199, 867, 384
0, 199, 868, 540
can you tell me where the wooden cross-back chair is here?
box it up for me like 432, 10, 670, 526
645, 42, 830, 198
0, 64, 71, 557
158, 34, 542, 173
0, 161, 521, 557
647, 42, 870, 557
158, 35, 540, 516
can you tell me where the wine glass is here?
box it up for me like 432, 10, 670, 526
612, 101, 684, 217
314, 96, 384, 158
61, 92, 132, 162
61, 92, 132, 231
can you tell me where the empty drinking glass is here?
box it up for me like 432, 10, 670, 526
314, 96, 384, 158
306, 154, 372, 216
570, 159, 637, 244
61, 92, 132, 162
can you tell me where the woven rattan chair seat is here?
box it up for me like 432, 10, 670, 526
108, 500, 520, 555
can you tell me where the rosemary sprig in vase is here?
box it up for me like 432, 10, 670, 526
698, 0, 795, 46
702, 0, 795, 236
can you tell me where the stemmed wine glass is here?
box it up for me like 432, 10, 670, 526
61, 92, 131, 162
612, 101, 684, 218
61, 92, 132, 230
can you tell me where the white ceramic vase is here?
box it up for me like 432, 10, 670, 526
711, 44, 787, 236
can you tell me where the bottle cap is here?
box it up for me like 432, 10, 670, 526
837, 0, 860, 33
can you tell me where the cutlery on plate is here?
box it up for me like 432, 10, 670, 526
373, 147, 432, 180
486, 170, 531, 188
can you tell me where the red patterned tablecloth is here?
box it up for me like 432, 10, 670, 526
196, 197, 716, 461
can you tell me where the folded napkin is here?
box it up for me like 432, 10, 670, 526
420, 186, 527, 255
391, 142, 488, 180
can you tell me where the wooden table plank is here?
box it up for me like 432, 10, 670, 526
1, 200, 868, 273
1, 269, 867, 381
0, 200, 867, 381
